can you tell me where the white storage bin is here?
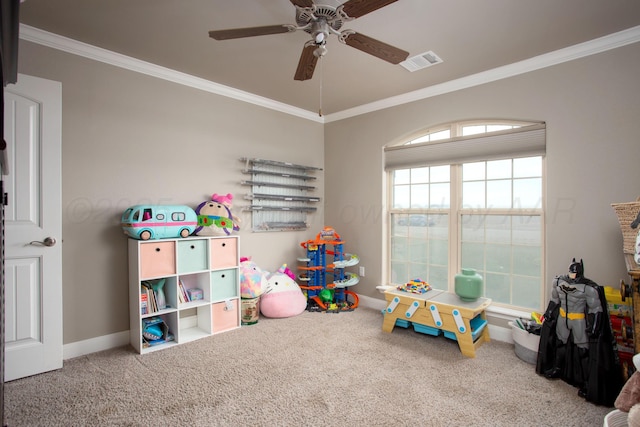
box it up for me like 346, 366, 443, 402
509, 321, 540, 364
603, 409, 628, 427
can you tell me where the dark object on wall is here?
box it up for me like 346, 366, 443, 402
1, 0, 20, 86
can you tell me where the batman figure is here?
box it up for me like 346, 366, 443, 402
536, 258, 623, 406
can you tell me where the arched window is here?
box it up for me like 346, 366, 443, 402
385, 120, 545, 312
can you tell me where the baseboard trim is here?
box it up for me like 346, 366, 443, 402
63, 296, 512, 359
63, 330, 130, 360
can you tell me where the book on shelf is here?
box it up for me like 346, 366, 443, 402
178, 279, 190, 303
141, 281, 158, 313
140, 292, 148, 315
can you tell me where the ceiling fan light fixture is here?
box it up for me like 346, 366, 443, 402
313, 45, 327, 57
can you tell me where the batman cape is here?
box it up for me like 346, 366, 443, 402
535, 278, 624, 406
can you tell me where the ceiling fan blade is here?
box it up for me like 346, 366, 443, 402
340, 0, 399, 18
289, 0, 314, 7
209, 25, 291, 40
294, 44, 319, 81
342, 31, 409, 64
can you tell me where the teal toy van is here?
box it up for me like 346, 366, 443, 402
121, 205, 198, 240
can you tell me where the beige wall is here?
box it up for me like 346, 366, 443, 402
324, 42, 640, 311
17, 40, 324, 344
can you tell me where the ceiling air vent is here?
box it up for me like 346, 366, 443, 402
400, 50, 443, 72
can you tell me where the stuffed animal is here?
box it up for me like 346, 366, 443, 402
260, 264, 307, 318
194, 193, 240, 236
239, 257, 267, 299
615, 354, 640, 426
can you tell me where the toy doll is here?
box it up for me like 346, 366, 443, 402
194, 193, 240, 236
536, 258, 623, 406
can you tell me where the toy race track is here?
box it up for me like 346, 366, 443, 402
298, 226, 360, 312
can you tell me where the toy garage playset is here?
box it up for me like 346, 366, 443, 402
298, 226, 360, 313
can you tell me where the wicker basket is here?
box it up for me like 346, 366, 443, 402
611, 197, 640, 254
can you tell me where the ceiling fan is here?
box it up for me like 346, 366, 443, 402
208, 0, 409, 81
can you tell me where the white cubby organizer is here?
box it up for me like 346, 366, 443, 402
128, 235, 240, 354
240, 157, 322, 232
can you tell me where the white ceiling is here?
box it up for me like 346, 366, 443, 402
18, 0, 640, 118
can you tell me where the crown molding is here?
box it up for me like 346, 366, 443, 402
20, 24, 640, 124
19, 24, 323, 123
324, 25, 640, 122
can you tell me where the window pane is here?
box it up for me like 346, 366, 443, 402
411, 167, 429, 183
461, 215, 485, 242
485, 243, 511, 273
429, 238, 448, 265
393, 185, 410, 208
487, 125, 514, 132
430, 129, 451, 141
394, 169, 410, 184
513, 178, 541, 209
408, 135, 430, 144
512, 275, 542, 309
487, 159, 512, 179
462, 125, 485, 136
463, 181, 485, 208
485, 215, 510, 244
514, 156, 541, 178
513, 245, 542, 277
409, 239, 427, 263
391, 219, 406, 237
429, 266, 448, 290
429, 214, 449, 238
461, 241, 485, 269
391, 233, 408, 257
513, 216, 541, 245
485, 272, 510, 304
430, 165, 450, 183
486, 180, 512, 208
430, 183, 450, 208
391, 261, 408, 283
463, 162, 485, 181
410, 184, 429, 208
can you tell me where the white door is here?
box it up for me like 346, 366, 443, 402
3, 74, 63, 381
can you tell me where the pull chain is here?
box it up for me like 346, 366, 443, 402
318, 55, 323, 117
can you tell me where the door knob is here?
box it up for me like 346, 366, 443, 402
30, 237, 57, 247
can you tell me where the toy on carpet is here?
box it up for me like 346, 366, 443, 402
298, 226, 359, 313
536, 258, 623, 406
194, 193, 240, 236
397, 279, 432, 294
239, 257, 268, 325
614, 354, 640, 426
239, 257, 268, 299
260, 264, 307, 318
